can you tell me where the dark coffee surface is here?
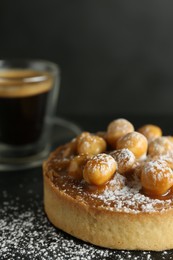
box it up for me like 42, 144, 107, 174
0, 69, 52, 146
0, 115, 173, 259
0, 92, 49, 145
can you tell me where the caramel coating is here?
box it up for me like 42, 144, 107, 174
148, 137, 173, 157
62, 139, 77, 158
138, 124, 162, 142
77, 132, 106, 155
107, 118, 134, 149
116, 131, 148, 159
110, 148, 136, 175
68, 154, 91, 180
141, 159, 173, 196
83, 153, 117, 185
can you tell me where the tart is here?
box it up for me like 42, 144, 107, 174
43, 119, 173, 251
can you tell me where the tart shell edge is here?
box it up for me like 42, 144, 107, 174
43, 160, 173, 251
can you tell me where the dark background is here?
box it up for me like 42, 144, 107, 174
1, 3, 173, 259
0, 1, 173, 117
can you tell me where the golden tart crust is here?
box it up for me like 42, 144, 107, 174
43, 144, 173, 251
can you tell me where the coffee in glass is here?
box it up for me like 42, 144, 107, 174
0, 60, 59, 164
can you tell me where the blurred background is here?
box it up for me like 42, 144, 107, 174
0, 0, 173, 119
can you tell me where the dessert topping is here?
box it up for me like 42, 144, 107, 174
68, 154, 91, 180
137, 124, 162, 142
116, 131, 148, 159
110, 148, 135, 175
141, 159, 173, 196
77, 132, 106, 155
107, 118, 134, 149
83, 153, 117, 185
148, 136, 173, 157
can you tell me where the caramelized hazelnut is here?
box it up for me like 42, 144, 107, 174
77, 132, 106, 155
107, 118, 134, 149
68, 154, 91, 180
166, 136, 173, 144
141, 159, 173, 196
83, 153, 117, 185
110, 148, 135, 175
96, 131, 107, 140
138, 124, 162, 142
149, 154, 173, 170
148, 137, 173, 157
116, 131, 148, 159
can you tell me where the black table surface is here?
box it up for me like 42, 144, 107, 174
1, 115, 173, 260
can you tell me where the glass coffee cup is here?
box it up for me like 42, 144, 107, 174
0, 60, 60, 169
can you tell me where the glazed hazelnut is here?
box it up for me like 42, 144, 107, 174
166, 136, 173, 144
141, 159, 173, 196
107, 118, 134, 149
110, 148, 136, 175
77, 132, 106, 155
68, 154, 91, 180
148, 137, 173, 157
83, 153, 117, 185
116, 131, 148, 159
138, 124, 162, 142
96, 131, 107, 140
149, 154, 173, 170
